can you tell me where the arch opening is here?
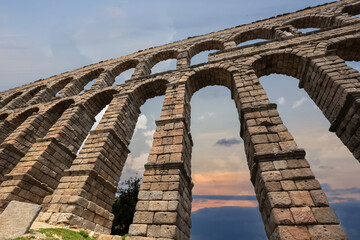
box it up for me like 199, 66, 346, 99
112, 95, 164, 235
287, 16, 337, 32
149, 50, 178, 74
189, 40, 224, 65
80, 77, 97, 93
112, 60, 139, 85
151, 59, 177, 74
76, 89, 119, 154
54, 77, 73, 97
189, 85, 266, 239
233, 29, 272, 47
237, 38, 267, 47
67, 79, 168, 235
191, 50, 218, 65
0, 92, 22, 108
114, 68, 135, 85
297, 28, 320, 34
187, 68, 234, 98
78, 68, 104, 94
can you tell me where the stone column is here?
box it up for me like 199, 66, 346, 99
132, 61, 151, 78
89, 71, 116, 90
0, 101, 73, 184
176, 52, 190, 69
38, 92, 143, 234
5, 86, 45, 110
236, 74, 348, 239
0, 102, 95, 212
128, 82, 193, 240
0, 108, 38, 145
0, 92, 22, 108
224, 41, 237, 50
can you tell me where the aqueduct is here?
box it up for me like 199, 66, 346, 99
0, 0, 359, 239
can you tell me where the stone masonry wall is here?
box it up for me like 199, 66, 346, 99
0, 0, 359, 239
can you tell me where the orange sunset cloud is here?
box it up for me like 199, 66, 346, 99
192, 199, 258, 212
192, 171, 255, 195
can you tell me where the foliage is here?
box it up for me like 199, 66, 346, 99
111, 176, 141, 235
122, 234, 129, 240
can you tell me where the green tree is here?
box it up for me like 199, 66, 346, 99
111, 176, 141, 235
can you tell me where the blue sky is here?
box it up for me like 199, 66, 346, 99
1, 1, 360, 239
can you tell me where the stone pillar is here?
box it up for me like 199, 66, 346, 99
0, 92, 22, 109
224, 41, 237, 50
0, 108, 38, 145
128, 82, 193, 240
5, 86, 45, 110
56, 78, 81, 98
176, 52, 190, 69
89, 71, 116, 90
0, 102, 95, 212
236, 75, 347, 239
132, 61, 151, 78
28, 78, 73, 105
38, 93, 143, 234
0, 101, 73, 184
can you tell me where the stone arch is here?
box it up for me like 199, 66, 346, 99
4, 85, 46, 110
0, 106, 39, 144
132, 78, 169, 103
251, 50, 360, 161
251, 52, 305, 80
11, 107, 39, 127
342, 2, 360, 16
0, 92, 22, 108
0, 98, 75, 186
326, 37, 360, 61
51, 77, 73, 96
148, 50, 179, 73
188, 40, 225, 64
109, 59, 139, 86
286, 15, 339, 30
57, 68, 105, 97
232, 28, 273, 46
81, 88, 119, 119
39, 78, 169, 233
111, 59, 139, 78
78, 68, 105, 91
28, 77, 74, 105
186, 67, 235, 98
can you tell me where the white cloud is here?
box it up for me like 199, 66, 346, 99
144, 129, 155, 147
125, 152, 149, 173
277, 97, 285, 105
198, 112, 215, 120
292, 97, 307, 109
135, 114, 148, 133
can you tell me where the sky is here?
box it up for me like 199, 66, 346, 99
1, 1, 360, 239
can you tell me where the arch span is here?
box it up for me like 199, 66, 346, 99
232, 28, 273, 46
326, 37, 360, 61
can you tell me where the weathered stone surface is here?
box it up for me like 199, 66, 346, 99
270, 225, 311, 240
0, 201, 42, 239
290, 207, 317, 224
0, 1, 354, 239
312, 207, 340, 224
308, 225, 348, 240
